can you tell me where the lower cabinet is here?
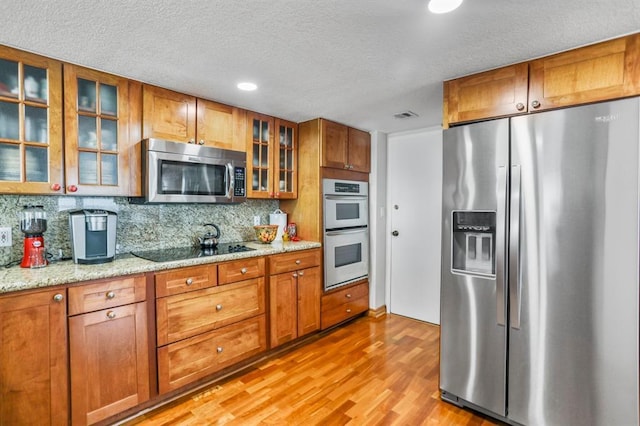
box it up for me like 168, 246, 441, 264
68, 275, 149, 426
321, 281, 369, 330
0, 288, 68, 426
269, 249, 322, 348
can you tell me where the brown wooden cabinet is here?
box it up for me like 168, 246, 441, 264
320, 119, 371, 173
0, 45, 64, 194
444, 33, 640, 127
0, 288, 68, 426
63, 64, 137, 196
142, 85, 246, 150
68, 275, 149, 426
321, 280, 369, 330
268, 249, 321, 348
246, 112, 298, 199
155, 260, 267, 394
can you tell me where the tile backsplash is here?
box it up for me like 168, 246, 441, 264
0, 195, 279, 266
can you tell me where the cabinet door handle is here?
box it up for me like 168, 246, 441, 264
186, 278, 193, 285
106, 311, 116, 319
50, 183, 61, 192
293, 273, 298, 278
188, 139, 195, 144
516, 102, 525, 111
217, 347, 223, 353
531, 100, 541, 109
344, 164, 350, 169
68, 185, 78, 193
241, 267, 248, 274
199, 139, 205, 145
106, 291, 116, 299
216, 304, 223, 311
346, 293, 352, 298
52, 293, 64, 303
298, 271, 304, 277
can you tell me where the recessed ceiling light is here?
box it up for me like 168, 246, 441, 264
428, 0, 463, 14
237, 82, 258, 91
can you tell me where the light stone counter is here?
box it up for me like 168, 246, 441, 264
0, 240, 321, 294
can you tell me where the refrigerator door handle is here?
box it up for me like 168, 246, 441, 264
496, 166, 507, 326
509, 164, 522, 329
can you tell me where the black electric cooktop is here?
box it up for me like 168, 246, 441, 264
131, 243, 255, 263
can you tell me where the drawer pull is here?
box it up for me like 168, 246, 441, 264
241, 267, 248, 274
216, 304, 223, 311
106, 311, 116, 319
53, 293, 64, 303
106, 291, 116, 299
186, 278, 193, 286
295, 259, 301, 265
217, 347, 223, 353
298, 271, 304, 277
346, 309, 352, 313
346, 293, 352, 298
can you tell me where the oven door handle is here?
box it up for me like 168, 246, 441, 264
324, 195, 368, 201
325, 228, 368, 236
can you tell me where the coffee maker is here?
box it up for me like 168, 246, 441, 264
69, 209, 117, 264
20, 205, 48, 268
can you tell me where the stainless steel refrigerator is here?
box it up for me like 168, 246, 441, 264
440, 97, 640, 426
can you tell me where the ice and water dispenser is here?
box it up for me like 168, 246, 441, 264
451, 211, 496, 277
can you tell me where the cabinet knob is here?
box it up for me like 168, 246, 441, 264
531, 100, 541, 109
52, 293, 64, 303
106, 311, 116, 319
269, 192, 275, 198
241, 267, 248, 274
346, 293, 352, 298
298, 271, 304, 277
344, 164, 350, 169
106, 291, 116, 299
217, 347, 223, 353
275, 192, 280, 198
198, 139, 205, 145
188, 139, 195, 144
516, 102, 525, 111
68, 185, 78, 193
186, 278, 193, 285
349, 165, 354, 170
293, 273, 298, 278
346, 309, 352, 313
295, 259, 301, 265
50, 183, 61, 192
216, 304, 223, 311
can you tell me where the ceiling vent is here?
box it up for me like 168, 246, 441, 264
393, 110, 419, 119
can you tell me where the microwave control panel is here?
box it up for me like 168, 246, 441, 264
234, 168, 246, 196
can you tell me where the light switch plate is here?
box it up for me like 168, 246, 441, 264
0, 227, 11, 247
253, 216, 261, 226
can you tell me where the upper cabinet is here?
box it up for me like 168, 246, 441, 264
142, 85, 246, 151
444, 33, 640, 127
320, 119, 370, 173
0, 46, 64, 194
63, 64, 134, 195
246, 111, 298, 199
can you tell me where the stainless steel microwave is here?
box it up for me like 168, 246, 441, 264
131, 138, 247, 204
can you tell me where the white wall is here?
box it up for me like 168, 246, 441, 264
368, 131, 388, 310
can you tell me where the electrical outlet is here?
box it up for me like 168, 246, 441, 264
253, 216, 261, 226
0, 227, 11, 247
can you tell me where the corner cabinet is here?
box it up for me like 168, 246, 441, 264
320, 119, 370, 173
268, 249, 321, 348
142, 84, 246, 151
444, 33, 640, 127
246, 111, 298, 199
0, 288, 68, 425
0, 45, 64, 194
63, 64, 134, 196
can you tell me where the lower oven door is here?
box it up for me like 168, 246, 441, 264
324, 227, 369, 291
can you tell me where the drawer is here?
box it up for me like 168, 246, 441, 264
218, 257, 265, 285
321, 282, 369, 311
268, 249, 321, 275
155, 264, 217, 298
157, 315, 266, 394
68, 275, 146, 316
321, 296, 368, 330
156, 277, 265, 346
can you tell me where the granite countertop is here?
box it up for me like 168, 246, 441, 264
0, 240, 321, 294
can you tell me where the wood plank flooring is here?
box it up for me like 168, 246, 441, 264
124, 314, 499, 425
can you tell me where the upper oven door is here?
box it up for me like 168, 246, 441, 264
147, 150, 236, 203
323, 195, 368, 229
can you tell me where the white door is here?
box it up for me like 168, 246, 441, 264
387, 127, 442, 324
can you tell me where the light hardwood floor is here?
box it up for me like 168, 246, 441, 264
125, 314, 499, 425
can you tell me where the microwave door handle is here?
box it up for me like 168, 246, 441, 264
226, 163, 234, 200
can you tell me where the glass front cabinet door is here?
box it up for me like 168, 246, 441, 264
0, 46, 63, 193
274, 118, 297, 199
246, 112, 274, 198
63, 64, 130, 195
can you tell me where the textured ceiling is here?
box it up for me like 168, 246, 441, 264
1, 1, 639, 134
